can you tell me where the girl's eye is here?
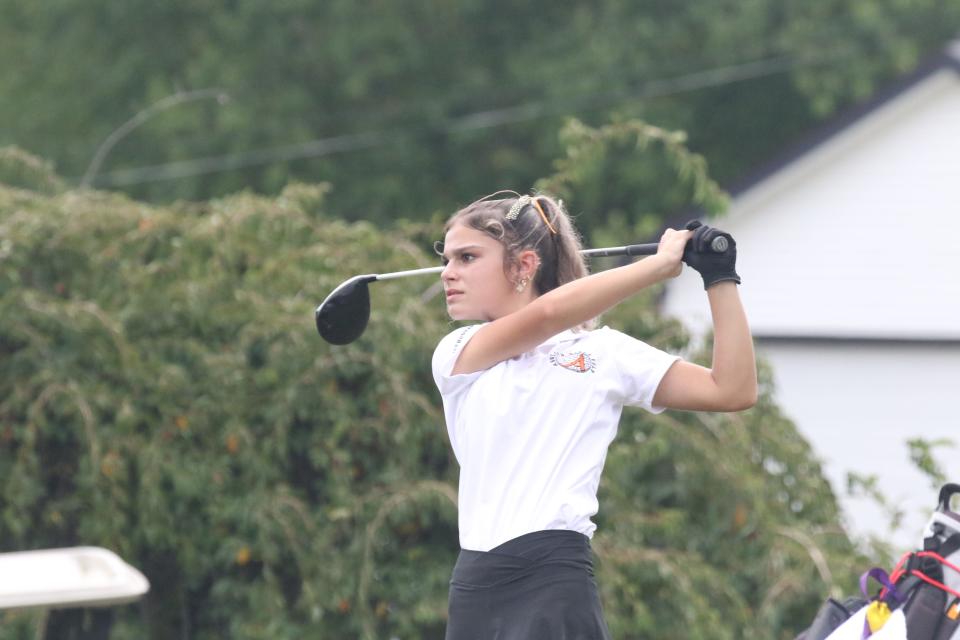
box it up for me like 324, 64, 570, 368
440, 253, 476, 266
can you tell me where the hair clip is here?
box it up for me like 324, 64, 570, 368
506, 195, 532, 220
530, 198, 558, 234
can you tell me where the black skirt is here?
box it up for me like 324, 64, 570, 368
445, 529, 611, 640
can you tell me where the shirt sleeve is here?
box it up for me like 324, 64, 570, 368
431, 324, 486, 397
604, 328, 681, 413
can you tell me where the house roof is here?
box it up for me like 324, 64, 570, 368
724, 39, 960, 200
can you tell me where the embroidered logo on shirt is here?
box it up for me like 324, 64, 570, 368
549, 350, 597, 373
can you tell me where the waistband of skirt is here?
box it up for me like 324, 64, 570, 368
487, 529, 591, 558
452, 530, 594, 590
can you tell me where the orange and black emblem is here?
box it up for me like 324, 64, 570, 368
549, 350, 597, 373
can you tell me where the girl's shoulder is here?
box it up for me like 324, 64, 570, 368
561, 325, 628, 347
579, 325, 660, 347
435, 323, 482, 346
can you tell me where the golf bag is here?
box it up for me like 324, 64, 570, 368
796, 483, 960, 640
887, 483, 960, 639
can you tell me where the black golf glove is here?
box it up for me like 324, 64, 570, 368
681, 220, 741, 289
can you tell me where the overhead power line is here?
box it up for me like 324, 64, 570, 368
90, 53, 820, 188
81, 89, 229, 188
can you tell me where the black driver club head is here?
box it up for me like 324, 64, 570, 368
315, 274, 377, 345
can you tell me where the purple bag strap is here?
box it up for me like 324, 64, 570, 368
858, 568, 907, 639
860, 567, 906, 603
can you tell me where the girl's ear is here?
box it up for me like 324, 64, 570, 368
516, 249, 540, 281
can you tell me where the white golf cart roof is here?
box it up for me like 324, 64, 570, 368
0, 547, 149, 610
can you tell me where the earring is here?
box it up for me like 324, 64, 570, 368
516, 277, 529, 293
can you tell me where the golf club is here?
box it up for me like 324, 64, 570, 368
316, 237, 728, 345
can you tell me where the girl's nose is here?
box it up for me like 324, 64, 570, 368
441, 262, 457, 282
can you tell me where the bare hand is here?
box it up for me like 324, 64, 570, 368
656, 228, 692, 278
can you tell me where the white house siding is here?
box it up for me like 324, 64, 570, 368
660, 55, 960, 552
759, 340, 960, 550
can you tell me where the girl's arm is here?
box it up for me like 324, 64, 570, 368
451, 229, 691, 375
651, 281, 757, 412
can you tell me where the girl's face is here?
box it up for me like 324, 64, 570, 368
440, 224, 519, 322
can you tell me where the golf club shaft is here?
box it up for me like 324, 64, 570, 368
377, 265, 443, 280
581, 242, 658, 258
374, 243, 661, 281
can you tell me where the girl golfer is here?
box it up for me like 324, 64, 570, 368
432, 191, 757, 639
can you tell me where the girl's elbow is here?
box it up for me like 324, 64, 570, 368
728, 385, 758, 411
708, 370, 758, 411
713, 379, 757, 412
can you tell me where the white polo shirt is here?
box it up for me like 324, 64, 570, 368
432, 324, 680, 552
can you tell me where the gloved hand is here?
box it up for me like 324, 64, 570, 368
681, 220, 741, 289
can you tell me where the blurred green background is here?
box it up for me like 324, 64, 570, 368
1, 1, 957, 638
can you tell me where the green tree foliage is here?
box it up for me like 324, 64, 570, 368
0, 163, 460, 638
0, 148, 873, 639
0, 146, 64, 195
0, 0, 956, 221
536, 118, 730, 248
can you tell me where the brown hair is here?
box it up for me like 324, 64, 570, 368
443, 190, 596, 329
